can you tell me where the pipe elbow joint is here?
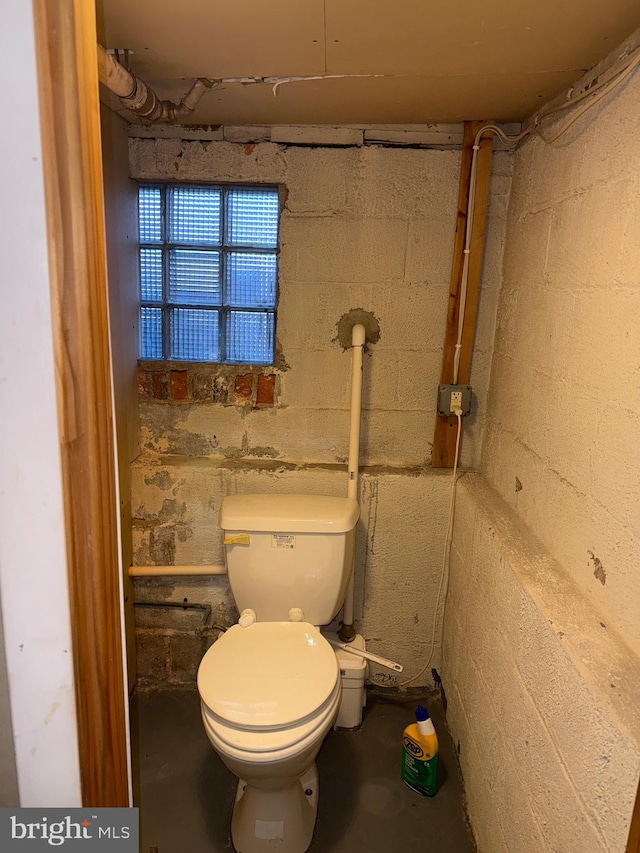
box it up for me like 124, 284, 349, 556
351, 323, 366, 347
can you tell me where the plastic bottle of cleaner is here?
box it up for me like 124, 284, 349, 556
401, 704, 439, 797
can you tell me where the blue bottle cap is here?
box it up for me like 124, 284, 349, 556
415, 705, 430, 721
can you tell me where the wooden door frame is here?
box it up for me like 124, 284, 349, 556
27, 1, 640, 837
32, 0, 129, 806
628, 779, 640, 853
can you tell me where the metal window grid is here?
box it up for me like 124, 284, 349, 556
139, 184, 279, 364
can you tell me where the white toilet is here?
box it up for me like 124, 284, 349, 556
197, 493, 360, 853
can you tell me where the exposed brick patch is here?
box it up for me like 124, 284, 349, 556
170, 370, 188, 400
151, 371, 170, 400
235, 374, 254, 401
137, 369, 149, 395
212, 376, 229, 403
192, 372, 213, 401
257, 373, 276, 405
139, 362, 279, 407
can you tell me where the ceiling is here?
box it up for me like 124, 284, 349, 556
97, 1, 640, 126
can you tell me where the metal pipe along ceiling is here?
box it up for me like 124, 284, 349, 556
96, 44, 213, 124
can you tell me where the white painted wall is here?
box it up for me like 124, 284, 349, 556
0, 590, 19, 805
128, 139, 512, 684
0, 0, 81, 806
443, 65, 640, 852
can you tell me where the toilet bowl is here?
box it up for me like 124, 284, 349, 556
197, 621, 341, 853
199, 493, 360, 852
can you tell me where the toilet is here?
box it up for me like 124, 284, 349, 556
197, 493, 360, 853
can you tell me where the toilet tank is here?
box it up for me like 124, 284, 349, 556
219, 494, 360, 624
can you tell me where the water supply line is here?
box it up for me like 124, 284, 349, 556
97, 44, 214, 124
128, 564, 227, 577
451, 44, 640, 385
338, 323, 366, 643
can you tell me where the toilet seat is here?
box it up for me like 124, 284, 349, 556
201, 679, 341, 762
197, 621, 340, 751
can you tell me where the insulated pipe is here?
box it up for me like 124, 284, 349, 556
97, 44, 213, 124
128, 564, 227, 577
338, 323, 366, 642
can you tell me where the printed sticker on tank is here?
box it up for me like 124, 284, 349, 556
272, 534, 295, 549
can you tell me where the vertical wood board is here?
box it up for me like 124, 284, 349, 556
32, 0, 130, 807
432, 120, 494, 467
628, 780, 640, 853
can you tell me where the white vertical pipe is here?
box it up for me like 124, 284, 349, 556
341, 324, 366, 638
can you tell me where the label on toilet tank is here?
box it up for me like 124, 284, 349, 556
272, 534, 295, 549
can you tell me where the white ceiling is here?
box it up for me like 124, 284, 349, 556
97, 0, 640, 125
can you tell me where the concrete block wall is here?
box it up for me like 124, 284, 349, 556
131, 460, 453, 685
129, 140, 511, 470
128, 138, 512, 685
444, 474, 640, 853
443, 68, 640, 852
481, 72, 640, 656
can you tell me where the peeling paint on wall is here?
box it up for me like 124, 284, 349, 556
144, 471, 174, 490
588, 550, 606, 586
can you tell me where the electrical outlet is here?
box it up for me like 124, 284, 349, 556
437, 384, 472, 417
450, 390, 463, 411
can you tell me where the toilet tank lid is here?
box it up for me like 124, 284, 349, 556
220, 494, 359, 533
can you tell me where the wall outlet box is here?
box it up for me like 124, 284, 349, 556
437, 384, 472, 417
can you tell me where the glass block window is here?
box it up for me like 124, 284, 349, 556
138, 184, 279, 363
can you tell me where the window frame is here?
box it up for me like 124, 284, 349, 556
138, 181, 280, 365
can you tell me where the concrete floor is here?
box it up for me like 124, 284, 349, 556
131, 687, 476, 853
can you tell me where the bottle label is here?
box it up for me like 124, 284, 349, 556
402, 737, 438, 797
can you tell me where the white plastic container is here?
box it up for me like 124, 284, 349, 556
326, 632, 368, 729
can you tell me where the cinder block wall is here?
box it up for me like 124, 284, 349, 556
132, 465, 454, 686
445, 475, 640, 853
128, 139, 511, 686
443, 71, 640, 851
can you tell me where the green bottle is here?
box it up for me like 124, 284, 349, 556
401, 704, 439, 797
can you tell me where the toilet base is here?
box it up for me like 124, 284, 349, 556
231, 764, 319, 853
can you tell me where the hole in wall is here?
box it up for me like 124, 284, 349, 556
334, 308, 381, 350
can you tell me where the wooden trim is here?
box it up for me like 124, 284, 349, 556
32, 0, 129, 806
432, 120, 494, 467
628, 778, 640, 853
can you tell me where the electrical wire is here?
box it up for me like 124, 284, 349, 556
451, 44, 640, 383
369, 43, 640, 690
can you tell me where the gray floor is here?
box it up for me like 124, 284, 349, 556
131, 687, 476, 853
